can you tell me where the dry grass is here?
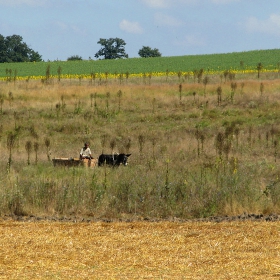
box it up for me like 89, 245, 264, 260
1, 77, 280, 218
0, 220, 280, 279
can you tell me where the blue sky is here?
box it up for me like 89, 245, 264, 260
0, 0, 279, 61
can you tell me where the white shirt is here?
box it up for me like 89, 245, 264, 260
80, 147, 92, 158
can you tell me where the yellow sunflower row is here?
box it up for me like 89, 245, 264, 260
0, 68, 279, 81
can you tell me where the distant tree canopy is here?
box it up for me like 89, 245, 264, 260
138, 46, 161, 58
95, 38, 128, 60
0, 34, 42, 63
67, 55, 83, 61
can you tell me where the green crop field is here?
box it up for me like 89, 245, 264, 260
0, 48, 280, 79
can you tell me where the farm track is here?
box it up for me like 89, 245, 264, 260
2, 212, 280, 223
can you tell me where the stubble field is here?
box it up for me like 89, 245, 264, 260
1, 219, 280, 279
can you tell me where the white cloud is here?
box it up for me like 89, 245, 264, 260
245, 14, 280, 36
211, 0, 240, 3
141, 0, 171, 8
53, 21, 68, 31
175, 34, 206, 47
119, 20, 144, 34
71, 25, 87, 36
0, 0, 47, 6
53, 21, 87, 36
141, 0, 197, 8
155, 13, 183, 27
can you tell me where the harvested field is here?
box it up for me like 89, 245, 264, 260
1, 219, 280, 279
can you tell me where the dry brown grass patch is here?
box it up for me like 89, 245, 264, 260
0, 220, 280, 279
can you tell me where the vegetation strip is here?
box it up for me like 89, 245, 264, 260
1, 49, 280, 80
1, 77, 280, 219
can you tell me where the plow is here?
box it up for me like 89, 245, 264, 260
52, 158, 97, 168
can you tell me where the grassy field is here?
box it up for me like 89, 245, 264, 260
1, 220, 280, 279
1, 49, 280, 79
0, 69, 280, 219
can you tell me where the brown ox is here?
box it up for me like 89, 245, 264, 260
82, 158, 98, 168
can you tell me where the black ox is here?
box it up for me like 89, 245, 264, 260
98, 153, 131, 167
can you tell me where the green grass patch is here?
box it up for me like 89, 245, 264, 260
0, 49, 280, 78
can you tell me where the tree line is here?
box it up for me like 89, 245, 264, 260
68, 38, 162, 61
0, 34, 42, 63
0, 34, 161, 63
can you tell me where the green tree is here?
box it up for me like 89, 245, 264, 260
0, 34, 42, 63
95, 38, 128, 59
0, 35, 7, 62
67, 55, 83, 61
138, 46, 161, 58
29, 50, 42, 62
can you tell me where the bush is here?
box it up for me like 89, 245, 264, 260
67, 55, 83, 61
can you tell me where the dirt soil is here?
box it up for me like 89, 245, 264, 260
3, 212, 280, 223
